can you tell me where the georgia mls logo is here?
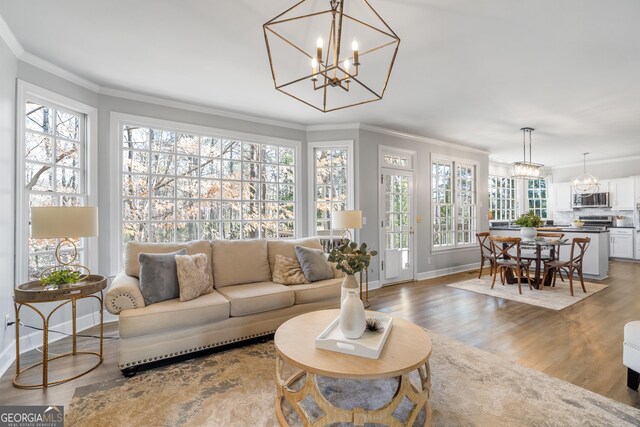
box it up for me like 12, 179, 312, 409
0, 405, 64, 427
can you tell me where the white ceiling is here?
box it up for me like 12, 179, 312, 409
1, 0, 639, 166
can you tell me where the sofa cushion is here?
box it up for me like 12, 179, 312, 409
217, 282, 294, 316
288, 278, 342, 304
118, 291, 230, 339
139, 249, 187, 305
267, 237, 322, 275
211, 239, 271, 288
124, 240, 213, 282
176, 254, 214, 302
272, 255, 309, 285
295, 246, 334, 282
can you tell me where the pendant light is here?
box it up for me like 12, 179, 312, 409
572, 152, 599, 196
508, 127, 547, 180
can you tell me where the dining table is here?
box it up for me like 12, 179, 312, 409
503, 238, 572, 289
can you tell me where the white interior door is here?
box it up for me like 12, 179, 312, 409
380, 168, 415, 285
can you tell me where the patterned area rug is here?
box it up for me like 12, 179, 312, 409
447, 277, 608, 310
65, 332, 640, 426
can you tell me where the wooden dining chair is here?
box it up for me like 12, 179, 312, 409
476, 232, 495, 278
537, 232, 566, 281
541, 237, 591, 296
489, 236, 532, 295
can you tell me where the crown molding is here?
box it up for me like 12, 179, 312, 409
20, 52, 101, 92
359, 124, 489, 154
100, 87, 307, 131
306, 123, 360, 131
0, 12, 23, 57
549, 154, 640, 169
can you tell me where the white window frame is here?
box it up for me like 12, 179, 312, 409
526, 178, 549, 220
431, 154, 479, 251
110, 112, 302, 275
489, 175, 519, 221
15, 81, 98, 283
307, 140, 354, 239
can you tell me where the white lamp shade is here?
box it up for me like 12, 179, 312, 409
31, 207, 98, 239
332, 210, 362, 230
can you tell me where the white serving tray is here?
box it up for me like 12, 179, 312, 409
315, 311, 393, 359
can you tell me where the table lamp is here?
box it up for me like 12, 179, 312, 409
332, 210, 362, 240
31, 206, 98, 279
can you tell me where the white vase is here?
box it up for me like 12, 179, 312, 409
340, 274, 359, 307
340, 289, 366, 339
520, 227, 537, 240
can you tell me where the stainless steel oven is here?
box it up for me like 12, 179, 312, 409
573, 192, 610, 208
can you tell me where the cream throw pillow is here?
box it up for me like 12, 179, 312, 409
273, 254, 309, 285
176, 254, 214, 302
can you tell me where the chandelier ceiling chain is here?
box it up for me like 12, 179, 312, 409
508, 127, 548, 180
263, 0, 400, 112
572, 152, 600, 196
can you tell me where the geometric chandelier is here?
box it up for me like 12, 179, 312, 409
263, 0, 400, 112
508, 127, 548, 180
572, 152, 599, 196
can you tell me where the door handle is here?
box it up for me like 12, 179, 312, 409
409, 226, 415, 235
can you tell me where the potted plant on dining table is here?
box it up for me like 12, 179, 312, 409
514, 210, 544, 241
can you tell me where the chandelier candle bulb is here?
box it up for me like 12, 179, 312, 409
316, 37, 323, 63
311, 58, 318, 78
352, 40, 359, 64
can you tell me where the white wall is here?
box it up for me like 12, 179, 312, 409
0, 35, 17, 373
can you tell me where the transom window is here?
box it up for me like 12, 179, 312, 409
432, 158, 477, 249
121, 124, 297, 244
489, 176, 519, 221
527, 179, 548, 219
22, 99, 87, 280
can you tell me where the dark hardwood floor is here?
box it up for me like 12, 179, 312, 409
2, 260, 640, 410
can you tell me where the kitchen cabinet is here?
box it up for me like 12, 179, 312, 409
610, 177, 635, 210
610, 228, 634, 259
635, 232, 640, 260
549, 182, 573, 212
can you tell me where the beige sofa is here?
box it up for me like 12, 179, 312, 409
105, 237, 343, 375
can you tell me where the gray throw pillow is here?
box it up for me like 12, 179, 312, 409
295, 245, 334, 282
139, 249, 187, 305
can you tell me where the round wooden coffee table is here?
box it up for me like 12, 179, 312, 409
274, 309, 432, 426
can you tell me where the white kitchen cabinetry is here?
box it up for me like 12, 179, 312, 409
635, 232, 640, 260
549, 182, 573, 212
610, 228, 634, 259
610, 178, 635, 210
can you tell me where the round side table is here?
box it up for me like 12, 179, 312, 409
274, 309, 432, 426
13, 274, 107, 389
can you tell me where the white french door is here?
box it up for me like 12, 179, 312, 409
379, 168, 415, 285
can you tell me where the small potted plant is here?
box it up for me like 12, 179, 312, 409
513, 210, 544, 240
41, 269, 83, 290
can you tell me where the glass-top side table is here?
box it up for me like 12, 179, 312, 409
13, 274, 107, 389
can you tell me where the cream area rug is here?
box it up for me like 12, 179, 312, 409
65, 332, 640, 427
447, 277, 608, 310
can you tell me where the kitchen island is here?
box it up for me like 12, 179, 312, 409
489, 226, 609, 280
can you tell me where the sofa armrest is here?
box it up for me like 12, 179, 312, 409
105, 272, 145, 315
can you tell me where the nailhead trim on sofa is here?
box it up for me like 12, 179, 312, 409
119, 330, 275, 368
108, 293, 138, 314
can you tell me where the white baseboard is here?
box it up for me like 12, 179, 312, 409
415, 262, 480, 281
0, 310, 118, 378
368, 280, 381, 291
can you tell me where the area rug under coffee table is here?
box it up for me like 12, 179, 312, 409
447, 277, 608, 310
65, 331, 639, 426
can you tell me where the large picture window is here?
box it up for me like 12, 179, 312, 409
120, 122, 298, 245
309, 141, 354, 237
489, 176, 518, 221
432, 157, 477, 249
